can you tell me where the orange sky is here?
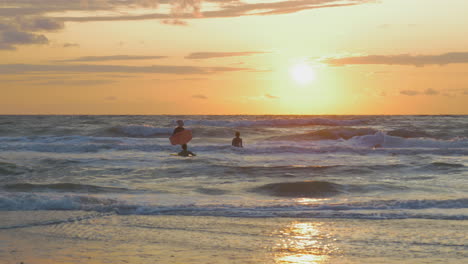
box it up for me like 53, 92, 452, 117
1, 0, 468, 114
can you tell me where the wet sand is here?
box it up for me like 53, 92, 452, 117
1, 211, 466, 264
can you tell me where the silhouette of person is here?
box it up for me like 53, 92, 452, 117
172, 120, 185, 136
232, 131, 243, 148
178, 144, 196, 157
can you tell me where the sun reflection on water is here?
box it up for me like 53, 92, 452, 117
272, 222, 335, 264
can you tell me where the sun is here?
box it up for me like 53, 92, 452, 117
290, 63, 316, 85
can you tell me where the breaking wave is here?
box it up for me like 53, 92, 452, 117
0, 193, 466, 220
270, 127, 378, 141
251, 181, 342, 198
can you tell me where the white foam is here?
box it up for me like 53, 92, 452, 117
0, 193, 466, 220
351, 132, 468, 149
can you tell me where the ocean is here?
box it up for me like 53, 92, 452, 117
0, 115, 467, 263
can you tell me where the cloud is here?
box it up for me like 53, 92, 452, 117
161, 19, 188, 26
55, 55, 168, 62
192, 94, 208, 99
16, 17, 65, 31
51, 0, 371, 22
63, 42, 80, 48
400, 90, 419, 96
105, 96, 118, 101
400, 88, 440, 96
0, 16, 63, 49
265, 94, 279, 99
32, 79, 117, 86
323, 52, 468, 67
0, 0, 371, 49
0, 28, 48, 50
424, 88, 439, 95
0, 64, 251, 75
185, 51, 268, 59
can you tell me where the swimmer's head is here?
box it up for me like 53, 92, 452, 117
176, 120, 184, 127
182, 144, 187, 150
235, 131, 240, 137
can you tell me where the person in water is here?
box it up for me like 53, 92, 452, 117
232, 131, 243, 148
172, 120, 185, 135
178, 144, 196, 157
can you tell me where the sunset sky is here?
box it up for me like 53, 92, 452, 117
1, 0, 468, 115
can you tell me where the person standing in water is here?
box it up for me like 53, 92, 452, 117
172, 120, 195, 155
232, 131, 243, 148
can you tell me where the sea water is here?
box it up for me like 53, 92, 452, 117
0, 115, 467, 263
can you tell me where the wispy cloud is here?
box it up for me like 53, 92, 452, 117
400, 88, 440, 96
424, 88, 439, 95
161, 19, 188, 26
0, 64, 251, 75
265, 94, 279, 99
400, 90, 419, 96
186, 51, 268, 59
105, 96, 118, 101
323, 52, 468, 67
192, 94, 208, 99
32, 79, 117, 86
0, 22, 48, 50
0, 16, 64, 50
0, 0, 371, 49
16, 16, 64, 31
55, 55, 168, 62
52, 0, 371, 22
63, 42, 80, 48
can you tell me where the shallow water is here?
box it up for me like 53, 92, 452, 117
0, 115, 467, 262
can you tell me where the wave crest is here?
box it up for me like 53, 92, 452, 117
106, 125, 172, 137
184, 117, 366, 127
270, 127, 377, 141
3, 183, 130, 193
251, 181, 342, 198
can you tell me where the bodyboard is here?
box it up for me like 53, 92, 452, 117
169, 129, 192, 145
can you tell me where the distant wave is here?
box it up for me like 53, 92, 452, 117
0, 161, 30, 175
268, 127, 468, 143
103, 125, 269, 138
0, 193, 466, 220
184, 117, 366, 127
251, 181, 342, 198
387, 128, 434, 138
1, 134, 468, 155
106, 125, 172, 137
429, 162, 464, 168
351, 131, 468, 148
269, 127, 378, 141
3, 183, 131, 193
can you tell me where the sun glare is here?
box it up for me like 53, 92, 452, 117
290, 63, 316, 85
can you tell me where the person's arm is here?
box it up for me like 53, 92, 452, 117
240, 138, 243, 148
232, 138, 236, 146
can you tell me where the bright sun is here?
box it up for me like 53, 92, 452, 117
290, 63, 316, 85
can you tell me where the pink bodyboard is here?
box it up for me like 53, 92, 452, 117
169, 129, 192, 145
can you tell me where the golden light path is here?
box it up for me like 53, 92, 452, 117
273, 221, 335, 264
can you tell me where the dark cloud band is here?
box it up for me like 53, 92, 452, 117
0, 64, 250, 75
323, 52, 468, 67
